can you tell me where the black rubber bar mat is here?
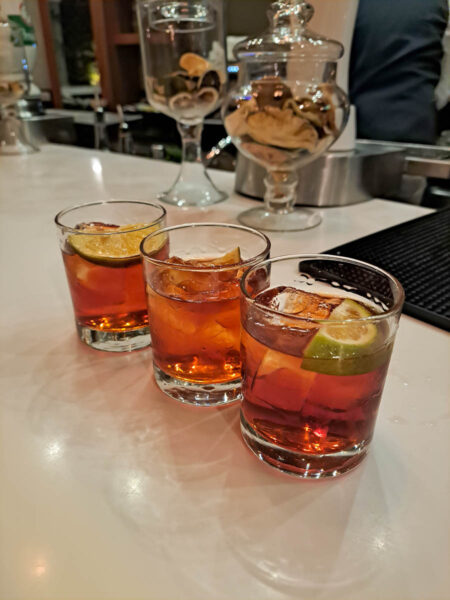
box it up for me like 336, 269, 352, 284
324, 208, 450, 331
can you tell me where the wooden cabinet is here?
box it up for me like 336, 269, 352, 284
88, 0, 142, 108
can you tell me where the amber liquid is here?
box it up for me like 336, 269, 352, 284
62, 251, 148, 331
241, 327, 391, 457
147, 271, 241, 384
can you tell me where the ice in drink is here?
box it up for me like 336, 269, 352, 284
146, 249, 243, 385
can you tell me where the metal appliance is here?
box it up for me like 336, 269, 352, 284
235, 142, 405, 206
235, 141, 450, 206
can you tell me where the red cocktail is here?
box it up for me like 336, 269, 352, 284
56, 201, 166, 352
141, 223, 270, 405
240, 255, 404, 478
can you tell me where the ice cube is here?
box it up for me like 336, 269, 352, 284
201, 319, 237, 349
256, 286, 342, 323
157, 260, 240, 300
251, 348, 317, 412
157, 266, 213, 297
156, 269, 190, 297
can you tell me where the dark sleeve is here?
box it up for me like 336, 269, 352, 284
349, 0, 449, 144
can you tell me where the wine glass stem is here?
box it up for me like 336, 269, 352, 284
264, 171, 298, 215
177, 121, 203, 166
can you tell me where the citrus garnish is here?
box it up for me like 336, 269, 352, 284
168, 247, 242, 268
69, 222, 161, 266
321, 299, 377, 345
208, 247, 241, 267
302, 299, 388, 376
179, 52, 210, 77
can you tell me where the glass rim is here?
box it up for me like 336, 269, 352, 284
241, 253, 405, 324
140, 222, 271, 271
140, 0, 217, 24
54, 200, 167, 235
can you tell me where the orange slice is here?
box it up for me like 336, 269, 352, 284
69, 222, 161, 266
179, 52, 210, 77
169, 247, 242, 268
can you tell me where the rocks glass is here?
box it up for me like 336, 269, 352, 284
141, 223, 270, 405
56, 200, 166, 352
240, 254, 404, 477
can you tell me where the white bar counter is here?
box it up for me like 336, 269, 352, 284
0, 146, 448, 600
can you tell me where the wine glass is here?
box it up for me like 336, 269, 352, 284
222, 1, 349, 231
0, 16, 37, 155
137, 0, 227, 207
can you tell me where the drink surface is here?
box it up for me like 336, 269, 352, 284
62, 222, 155, 332
241, 286, 393, 457
147, 251, 243, 384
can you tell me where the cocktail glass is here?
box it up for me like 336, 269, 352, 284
141, 223, 270, 405
55, 200, 166, 352
137, 0, 227, 207
240, 254, 404, 477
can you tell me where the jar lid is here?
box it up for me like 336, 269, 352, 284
234, 1, 344, 62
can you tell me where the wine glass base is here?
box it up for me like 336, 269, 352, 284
238, 206, 322, 232
158, 186, 227, 208
157, 171, 228, 208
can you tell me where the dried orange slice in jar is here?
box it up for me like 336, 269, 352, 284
179, 52, 211, 77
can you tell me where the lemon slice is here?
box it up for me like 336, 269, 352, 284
169, 247, 241, 268
179, 52, 210, 77
209, 247, 241, 267
322, 299, 377, 346
69, 222, 161, 267
302, 299, 389, 376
